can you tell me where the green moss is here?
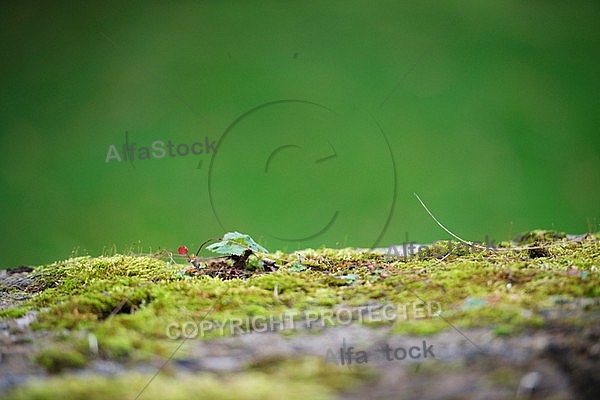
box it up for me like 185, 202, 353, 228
513, 230, 567, 245
6, 372, 329, 400
9, 357, 372, 400
391, 318, 450, 336
493, 325, 514, 336
34, 347, 88, 373
1, 230, 597, 396
0, 307, 29, 319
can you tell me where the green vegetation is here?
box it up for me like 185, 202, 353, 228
7, 357, 374, 400
34, 347, 88, 374
1, 231, 598, 398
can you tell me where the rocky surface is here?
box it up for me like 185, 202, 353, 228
1, 235, 599, 399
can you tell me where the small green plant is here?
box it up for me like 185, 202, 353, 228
178, 231, 269, 272
206, 231, 268, 256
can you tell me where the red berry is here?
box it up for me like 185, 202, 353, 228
178, 246, 189, 255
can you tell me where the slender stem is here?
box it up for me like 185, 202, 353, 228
195, 237, 222, 257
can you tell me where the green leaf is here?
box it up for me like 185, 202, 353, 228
206, 241, 246, 256
206, 232, 269, 256
289, 263, 306, 272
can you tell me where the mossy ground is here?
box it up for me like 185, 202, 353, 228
5, 357, 373, 400
1, 231, 599, 399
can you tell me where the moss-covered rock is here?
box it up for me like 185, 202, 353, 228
1, 230, 598, 398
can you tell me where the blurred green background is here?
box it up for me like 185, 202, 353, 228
1, 0, 599, 267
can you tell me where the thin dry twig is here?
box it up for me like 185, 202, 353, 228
414, 193, 593, 253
